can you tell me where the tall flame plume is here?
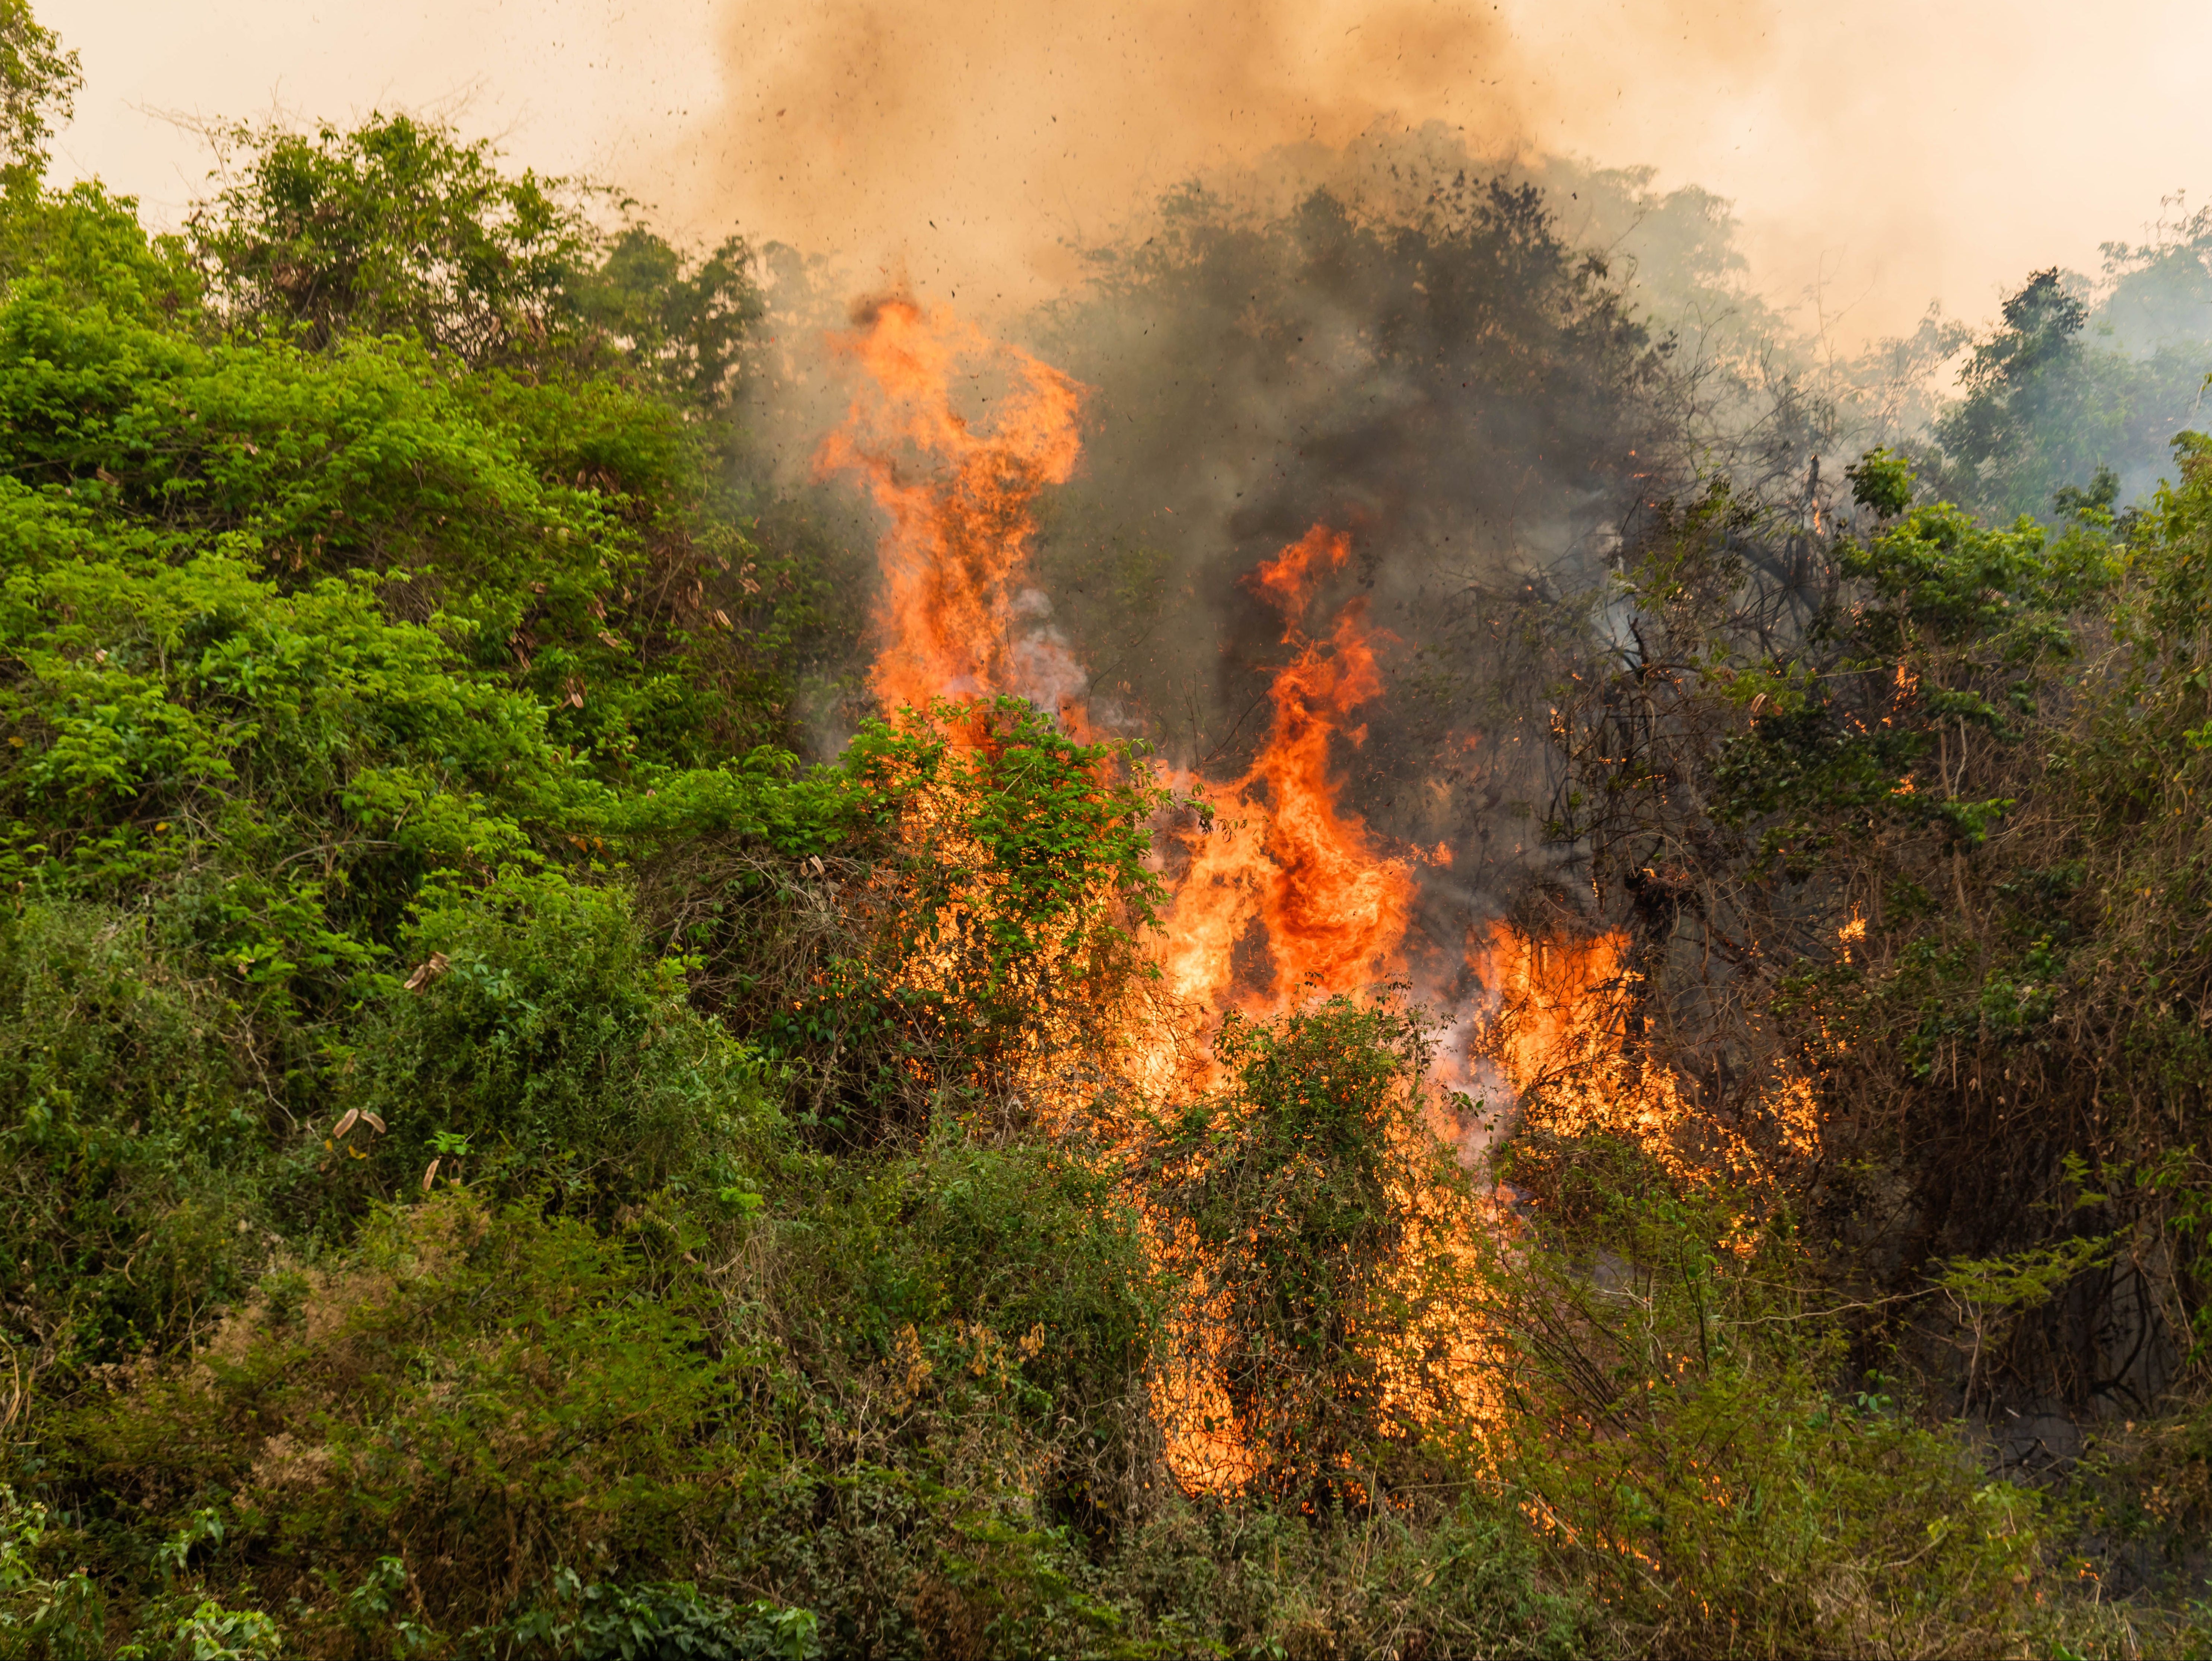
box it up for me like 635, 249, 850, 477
1157, 523, 1416, 1025
815, 296, 1090, 726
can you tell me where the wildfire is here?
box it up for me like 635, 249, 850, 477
811, 303, 1813, 1502
1145, 524, 1453, 1493
1839, 911, 1867, 964
1470, 922, 1819, 1195
818, 305, 1413, 1038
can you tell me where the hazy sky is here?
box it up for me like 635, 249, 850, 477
42, 0, 2212, 347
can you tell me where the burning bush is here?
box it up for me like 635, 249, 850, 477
631, 697, 1172, 1149
1145, 994, 1488, 1509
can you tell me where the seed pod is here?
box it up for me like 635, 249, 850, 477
422, 1158, 440, 1192
362, 1112, 386, 1135
333, 1109, 359, 1139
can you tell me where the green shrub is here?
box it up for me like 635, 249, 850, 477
332, 870, 779, 1211
493, 1572, 821, 1661
787, 1123, 1166, 1468
0, 900, 275, 1373
1494, 1136, 2062, 1660
56, 1191, 762, 1649
0, 1484, 109, 1658
1100, 1494, 1592, 1660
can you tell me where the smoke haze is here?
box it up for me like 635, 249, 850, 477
43, 1, 2212, 346
680, 0, 2208, 345
687, 0, 1670, 302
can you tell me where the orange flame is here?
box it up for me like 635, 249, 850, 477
1243, 520, 1349, 612
808, 312, 1810, 1494
1157, 525, 1416, 1028
1469, 922, 1819, 1198
815, 296, 1089, 723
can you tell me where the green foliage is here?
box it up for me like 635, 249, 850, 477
2100, 200, 2212, 356
799, 1125, 1164, 1424
1578, 457, 2112, 918
0, 1485, 107, 1657
189, 112, 588, 361
39, 1131, 1163, 1655
498, 1573, 821, 1661
0, 281, 625, 619
164, 1598, 284, 1661
1846, 444, 1915, 518
332, 870, 780, 1210
1094, 1495, 1593, 1660
1934, 267, 2212, 520
850, 700, 1166, 1055
58, 1192, 750, 1642
1832, 492, 2106, 655
1492, 1138, 2062, 1660
187, 112, 764, 412
567, 225, 767, 414
0, 180, 199, 319
1, 549, 563, 1010
1935, 1233, 2119, 1313
0, 0, 76, 200
0, 250, 858, 1025
860, 701, 1166, 1010
0, 900, 272, 1371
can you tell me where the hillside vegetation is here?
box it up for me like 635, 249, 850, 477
2, 7, 2211, 1657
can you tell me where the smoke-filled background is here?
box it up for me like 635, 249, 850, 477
47, 0, 2212, 345
49, 0, 2212, 994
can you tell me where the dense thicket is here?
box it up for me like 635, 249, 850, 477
2, 6, 2211, 1657
1545, 395, 2212, 1607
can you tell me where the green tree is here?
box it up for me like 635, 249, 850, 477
187, 112, 763, 410
1935, 267, 2212, 519
0, 0, 76, 199
2099, 197, 2212, 356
